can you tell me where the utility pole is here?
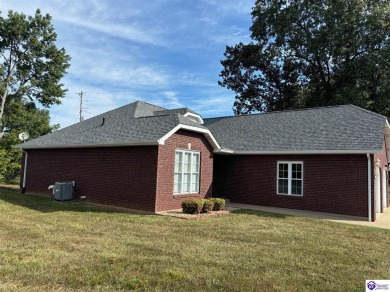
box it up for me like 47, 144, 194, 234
78, 91, 85, 122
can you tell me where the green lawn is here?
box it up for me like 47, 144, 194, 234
0, 189, 389, 291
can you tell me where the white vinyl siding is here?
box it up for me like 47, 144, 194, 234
174, 150, 200, 194
277, 161, 303, 196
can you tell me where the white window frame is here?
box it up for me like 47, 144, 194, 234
277, 161, 303, 196
174, 150, 200, 195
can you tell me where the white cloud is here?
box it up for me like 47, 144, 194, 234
200, 0, 254, 14
50, 83, 141, 127
93, 65, 169, 88
190, 94, 235, 116
1, 0, 248, 128
56, 16, 166, 47
163, 91, 184, 108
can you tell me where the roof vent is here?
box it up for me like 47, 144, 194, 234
184, 112, 204, 124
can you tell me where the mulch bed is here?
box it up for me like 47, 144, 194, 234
0, 184, 20, 192
157, 206, 240, 219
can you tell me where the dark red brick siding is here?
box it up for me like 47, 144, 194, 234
155, 130, 213, 212
214, 154, 369, 217
23, 147, 158, 212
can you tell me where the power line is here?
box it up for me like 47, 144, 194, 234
70, 102, 79, 125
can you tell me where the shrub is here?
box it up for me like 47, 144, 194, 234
201, 199, 214, 213
181, 199, 204, 214
210, 198, 226, 211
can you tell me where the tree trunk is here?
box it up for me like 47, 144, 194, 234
0, 86, 8, 139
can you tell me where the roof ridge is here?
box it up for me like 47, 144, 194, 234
173, 112, 180, 125
132, 100, 141, 117
155, 107, 200, 115
137, 100, 167, 111
346, 104, 388, 120
204, 104, 383, 121
50, 100, 140, 131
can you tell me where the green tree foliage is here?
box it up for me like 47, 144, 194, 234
0, 9, 68, 182
0, 9, 70, 135
0, 100, 58, 183
219, 0, 390, 116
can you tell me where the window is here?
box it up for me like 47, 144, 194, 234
174, 150, 200, 194
277, 161, 303, 196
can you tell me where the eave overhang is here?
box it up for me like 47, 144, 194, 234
16, 140, 159, 150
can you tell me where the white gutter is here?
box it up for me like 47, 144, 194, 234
221, 149, 382, 155
367, 153, 372, 222
214, 148, 234, 154
15, 140, 159, 150
21, 149, 28, 193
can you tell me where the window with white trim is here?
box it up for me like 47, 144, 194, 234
174, 150, 200, 194
277, 161, 303, 196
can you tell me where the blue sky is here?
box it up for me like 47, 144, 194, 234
1, 0, 254, 128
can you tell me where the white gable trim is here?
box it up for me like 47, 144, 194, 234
183, 112, 204, 124
158, 124, 221, 150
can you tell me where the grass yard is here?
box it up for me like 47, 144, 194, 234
0, 189, 389, 291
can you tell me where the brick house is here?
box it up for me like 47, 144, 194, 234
17, 101, 390, 221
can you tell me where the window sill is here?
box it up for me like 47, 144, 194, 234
276, 193, 303, 197
173, 193, 201, 198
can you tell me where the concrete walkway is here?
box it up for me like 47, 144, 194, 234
228, 203, 390, 230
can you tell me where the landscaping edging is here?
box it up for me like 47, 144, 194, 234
156, 207, 240, 219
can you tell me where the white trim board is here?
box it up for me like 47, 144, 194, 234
17, 140, 159, 150
215, 149, 383, 155
158, 124, 221, 150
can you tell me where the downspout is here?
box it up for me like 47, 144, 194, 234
21, 149, 27, 193
367, 153, 372, 222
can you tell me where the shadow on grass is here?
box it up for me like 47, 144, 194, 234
231, 208, 290, 219
0, 188, 145, 214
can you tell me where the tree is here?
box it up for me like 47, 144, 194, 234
219, 0, 390, 116
0, 9, 70, 136
0, 100, 58, 182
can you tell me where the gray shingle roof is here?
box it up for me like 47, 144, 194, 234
204, 105, 387, 153
155, 108, 200, 116
19, 101, 206, 149
18, 101, 388, 154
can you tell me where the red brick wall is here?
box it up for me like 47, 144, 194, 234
23, 147, 158, 212
155, 130, 213, 212
214, 154, 369, 217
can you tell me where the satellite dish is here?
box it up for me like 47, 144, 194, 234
18, 132, 30, 142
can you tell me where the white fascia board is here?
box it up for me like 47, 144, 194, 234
219, 149, 383, 155
214, 148, 234, 154
384, 120, 390, 163
16, 140, 159, 150
158, 124, 221, 150
183, 112, 204, 124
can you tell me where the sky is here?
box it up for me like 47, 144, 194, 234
1, 0, 254, 128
